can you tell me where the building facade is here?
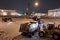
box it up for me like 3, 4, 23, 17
48, 8, 60, 17
32, 12, 47, 16
0, 9, 18, 16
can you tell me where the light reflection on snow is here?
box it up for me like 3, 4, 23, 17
8, 22, 13, 24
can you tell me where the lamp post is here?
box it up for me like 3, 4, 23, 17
33, 1, 39, 16
26, 1, 39, 18
26, 3, 30, 18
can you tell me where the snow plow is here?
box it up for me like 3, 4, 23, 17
19, 21, 38, 37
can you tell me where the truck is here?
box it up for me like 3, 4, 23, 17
39, 23, 60, 40
19, 20, 38, 37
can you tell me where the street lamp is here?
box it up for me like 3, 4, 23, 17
33, 1, 39, 16
34, 1, 39, 7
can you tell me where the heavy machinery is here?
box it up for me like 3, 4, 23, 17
19, 20, 38, 37
19, 18, 60, 40
39, 23, 60, 40
52, 25, 60, 40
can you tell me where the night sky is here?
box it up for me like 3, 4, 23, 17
0, 0, 60, 13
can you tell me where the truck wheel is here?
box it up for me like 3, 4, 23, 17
39, 31, 45, 37
21, 32, 32, 37
21, 32, 28, 36
52, 32, 59, 40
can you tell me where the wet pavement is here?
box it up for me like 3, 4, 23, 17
0, 18, 57, 40
13, 32, 51, 40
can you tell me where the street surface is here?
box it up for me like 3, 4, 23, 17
41, 18, 60, 27
0, 18, 31, 40
13, 32, 50, 40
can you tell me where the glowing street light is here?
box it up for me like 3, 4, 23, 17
3, 12, 7, 16
34, 2, 39, 7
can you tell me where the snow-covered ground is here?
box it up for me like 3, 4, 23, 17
41, 19, 60, 27
0, 18, 60, 40
0, 18, 32, 40
13, 32, 50, 40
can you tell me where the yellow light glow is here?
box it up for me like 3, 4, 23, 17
11, 12, 16, 15
35, 2, 39, 6
1, 10, 4, 12
3, 12, 7, 15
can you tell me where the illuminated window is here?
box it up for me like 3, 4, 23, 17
17, 13, 22, 16
56, 12, 60, 16
48, 12, 53, 16
11, 13, 16, 15
2, 12, 7, 16
53, 12, 56, 17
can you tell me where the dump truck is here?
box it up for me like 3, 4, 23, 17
19, 20, 38, 37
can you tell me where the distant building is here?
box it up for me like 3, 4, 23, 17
0, 9, 19, 16
48, 8, 60, 17
32, 12, 47, 16
0, 9, 26, 22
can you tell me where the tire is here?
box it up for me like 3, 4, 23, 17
52, 32, 60, 40
31, 32, 35, 36
39, 31, 45, 37
21, 32, 32, 37
21, 32, 28, 36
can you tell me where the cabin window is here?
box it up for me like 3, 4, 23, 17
47, 24, 54, 30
